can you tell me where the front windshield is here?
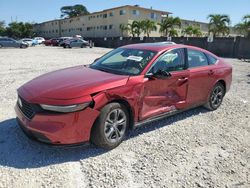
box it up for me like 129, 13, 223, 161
90, 48, 157, 75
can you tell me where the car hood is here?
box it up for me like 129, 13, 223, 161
18, 66, 129, 103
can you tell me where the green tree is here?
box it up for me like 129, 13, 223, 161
5, 22, 34, 38
192, 27, 202, 37
158, 16, 181, 37
0, 21, 6, 36
234, 15, 250, 38
182, 25, 202, 37
119, 24, 130, 37
128, 21, 143, 37
207, 14, 230, 37
141, 19, 157, 37
182, 26, 193, 36
169, 29, 178, 37
61, 4, 89, 18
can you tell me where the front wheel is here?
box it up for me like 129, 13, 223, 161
204, 82, 225, 111
91, 103, 129, 150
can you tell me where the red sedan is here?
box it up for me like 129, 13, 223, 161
44, 38, 59, 46
15, 43, 232, 149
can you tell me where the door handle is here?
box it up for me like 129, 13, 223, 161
208, 70, 215, 76
177, 77, 188, 86
178, 77, 188, 82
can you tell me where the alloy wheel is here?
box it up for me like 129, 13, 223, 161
211, 85, 224, 108
104, 109, 127, 143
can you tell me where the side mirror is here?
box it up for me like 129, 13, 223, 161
145, 69, 171, 79
155, 69, 172, 78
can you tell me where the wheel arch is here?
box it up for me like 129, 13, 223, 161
217, 79, 226, 92
92, 92, 135, 130
206, 79, 227, 102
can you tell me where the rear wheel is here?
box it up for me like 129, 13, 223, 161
20, 44, 28, 49
0, 44, 3, 48
204, 82, 225, 111
91, 103, 129, 149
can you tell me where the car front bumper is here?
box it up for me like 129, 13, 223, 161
15, 104, 100, 145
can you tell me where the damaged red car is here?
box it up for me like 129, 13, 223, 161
15, 43, 232, 149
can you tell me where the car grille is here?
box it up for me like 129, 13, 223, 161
17, 96, 35, 119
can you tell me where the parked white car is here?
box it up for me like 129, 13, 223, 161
20, 38, 35, 46
33, 37, 45, 44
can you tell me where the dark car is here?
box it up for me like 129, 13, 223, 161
15, 43, 232, 149
0, 37, 28, 48
63, 38, 90, 48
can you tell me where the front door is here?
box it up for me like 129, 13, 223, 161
139, 48, 189, 121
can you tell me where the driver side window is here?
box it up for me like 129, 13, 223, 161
149, 48, 185, 74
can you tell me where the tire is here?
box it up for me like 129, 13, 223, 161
204, 82, 225, 111
91, 103, 129, 150
0, 44, 3, 48
20, 44, 28, 49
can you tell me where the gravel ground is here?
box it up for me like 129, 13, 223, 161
0, 46, 249, 188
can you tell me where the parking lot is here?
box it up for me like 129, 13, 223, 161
0, 46, 249, 187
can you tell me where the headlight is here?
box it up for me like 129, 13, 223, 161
40, 102, 91, 113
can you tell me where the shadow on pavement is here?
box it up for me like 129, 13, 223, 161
0, 107, 207, 169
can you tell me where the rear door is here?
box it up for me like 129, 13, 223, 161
1, 38, 12, 47
186, 48, 214, 105
70, 39, 78, 47
139, 48, 189, 120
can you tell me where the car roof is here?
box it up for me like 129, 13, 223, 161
122, 42, 211, 54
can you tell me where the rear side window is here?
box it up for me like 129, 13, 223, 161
187, 49, 209, 68
206, 54, 218, 65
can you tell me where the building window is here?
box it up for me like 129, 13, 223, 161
56, 30, 58, 33
132, 10, 140, 16
120, 10, 126, 15
109, 11, 114, 17
97, 26, 99, 29
97, 15, 99, 18
109, 25, 113, 30
103, 14, 107, 18
151, 13, 157, 19
80, 28, 82, 31
103, 25, 108, 30
99, 14, 103, 18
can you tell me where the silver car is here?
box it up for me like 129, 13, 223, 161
0, 37, 28, 48
63, 38, 89, 48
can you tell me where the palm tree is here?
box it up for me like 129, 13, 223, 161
119, 24, 130, 37
182, 26, 193, 36
128, 21, 143, 37
192, 27, 202, 37
207, 14, 231, 37
158, 16, 181, 37
169, 29, 178, 37
141, 20, 157, 37
234, 15, 250, 38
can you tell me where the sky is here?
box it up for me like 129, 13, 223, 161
0, 0, 249, 26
